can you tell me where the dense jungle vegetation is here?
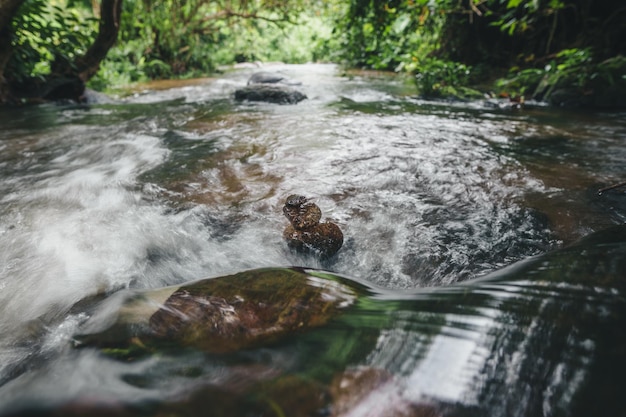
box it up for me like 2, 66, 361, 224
0, 0, 624, 106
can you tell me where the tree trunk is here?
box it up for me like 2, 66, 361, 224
0, 0, 24, 28
47, 0, 123, 101
1, 0, 122, 104
0, 0, 26, 103
72, 0, 123, 82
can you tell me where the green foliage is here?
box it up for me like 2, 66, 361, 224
89, 0, 336, 90
8, 0, 97, 82
483, 0, 625, 60
331, 0, 444, 71
116, 0, 217, 79
331, 0, 624, 104
488, 0, 565, 37
495, 67, 544, 97
496, 49, 626, 104
594, 55, 626, 87
88, 40, 152, 90
414, 58, 482, 99
208, 12, 335, 66
496, 49, 593, 99
6, 0, 623, 106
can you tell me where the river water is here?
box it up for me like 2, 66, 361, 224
0, 64, 625, 416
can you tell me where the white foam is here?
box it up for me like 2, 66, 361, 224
0, 132, 171, 338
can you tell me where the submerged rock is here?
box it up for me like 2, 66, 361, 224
234, 85, 307, 104
282, 195, 344, 258
76, 268, 356, 354
330, 367, 442, 417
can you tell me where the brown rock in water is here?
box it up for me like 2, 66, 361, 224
283, 222, 344, 258
283, 194, 322, 229
148, 269, 355, 352
77, 268, 356, 354
282, 195, 344, 258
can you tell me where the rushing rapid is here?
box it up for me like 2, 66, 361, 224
0, 64, 625, 416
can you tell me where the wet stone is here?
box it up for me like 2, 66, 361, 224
77, 268, 356, 354
282, 195, 344, 258
234, 84, 307, 104
283, 194, 322, 229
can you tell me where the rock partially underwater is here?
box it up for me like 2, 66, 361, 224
282, 194, 344, 258
234, 84, 307, 104
75, 268, 357, 354
234, 72, 306, 104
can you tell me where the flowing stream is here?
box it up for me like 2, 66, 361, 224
0, 64, 625, 416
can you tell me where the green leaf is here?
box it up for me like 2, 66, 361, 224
506, 0, 523, 8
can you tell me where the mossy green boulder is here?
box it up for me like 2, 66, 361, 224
76, 268, 356, 354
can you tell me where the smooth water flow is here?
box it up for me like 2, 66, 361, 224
0, 64, 625, 416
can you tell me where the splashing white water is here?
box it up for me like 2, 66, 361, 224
0, 132, 167, 334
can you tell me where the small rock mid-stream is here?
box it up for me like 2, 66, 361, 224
0, 64, 625, 417
282, 194, 344, 258
234, 71, 307, 104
